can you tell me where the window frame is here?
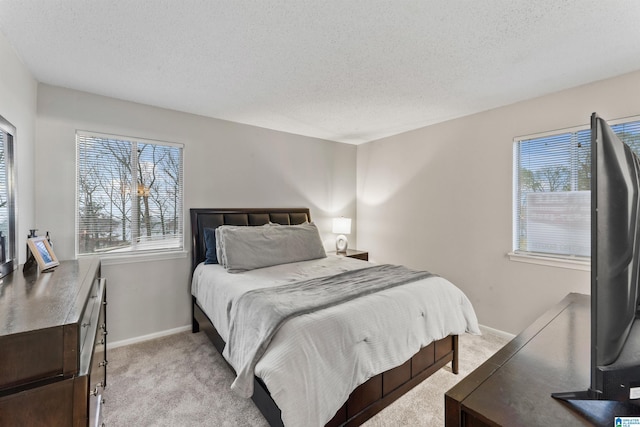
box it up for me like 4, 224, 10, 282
0, 114, 17, 276
511, 115, 640, 271
75, 130, 185, 261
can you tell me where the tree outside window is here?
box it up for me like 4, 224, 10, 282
514, 119, 640, 259
76, 132, 183, 255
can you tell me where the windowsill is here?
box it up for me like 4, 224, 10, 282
80, 250, 188, 266
507, 252, 590, 271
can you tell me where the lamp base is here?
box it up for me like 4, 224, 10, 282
336, 235, 348, 253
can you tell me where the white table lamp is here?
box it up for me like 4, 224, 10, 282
332, 217, 351, 253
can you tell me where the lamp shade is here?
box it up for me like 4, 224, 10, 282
332, 217, 351, 235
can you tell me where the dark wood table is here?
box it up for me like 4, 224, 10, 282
334, 249, 368, 261
445, 293, 640, 427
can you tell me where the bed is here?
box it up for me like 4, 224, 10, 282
190, 207, 480, 426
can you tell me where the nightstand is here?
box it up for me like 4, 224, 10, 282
335, 249, 368, 261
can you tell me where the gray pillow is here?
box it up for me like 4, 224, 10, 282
216, 222, 326, 272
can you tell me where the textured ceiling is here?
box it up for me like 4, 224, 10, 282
1, 1, 639, 144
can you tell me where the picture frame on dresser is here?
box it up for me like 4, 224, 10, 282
26, 236, 59, 271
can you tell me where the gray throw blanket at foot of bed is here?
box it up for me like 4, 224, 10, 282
223, 263, 435, 397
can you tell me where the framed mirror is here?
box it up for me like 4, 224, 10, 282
0, 114, 17, 279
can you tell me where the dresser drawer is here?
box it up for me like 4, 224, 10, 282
79, 276, 102, 355
89, 285, 107, 390
0, 377, 76, 426
0, 327, 64, 391
89, 390, 104, 427
88, 278, 107, 427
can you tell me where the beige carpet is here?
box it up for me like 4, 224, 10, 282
103, 330, 508, 426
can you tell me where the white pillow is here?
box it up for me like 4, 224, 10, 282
216, 222, 326, 272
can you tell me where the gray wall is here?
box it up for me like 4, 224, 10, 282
356, 70, 640, 335
0, 31, 37, 265
35, 84, 357, 344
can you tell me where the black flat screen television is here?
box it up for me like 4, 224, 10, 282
553, 113, 640, 404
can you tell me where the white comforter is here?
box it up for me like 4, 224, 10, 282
191, 255, 480, 427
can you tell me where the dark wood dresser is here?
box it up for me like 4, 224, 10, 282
445, 293, 640, 426
0, 257, 107, 427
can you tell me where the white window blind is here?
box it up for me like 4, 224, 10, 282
514, 117, 640, 260
0, 130, 7, 241
0, 115, 16, 267
76, 131, 184, 256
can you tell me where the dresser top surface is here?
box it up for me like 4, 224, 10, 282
447, 293, 593, 426
0, 257, 100, 336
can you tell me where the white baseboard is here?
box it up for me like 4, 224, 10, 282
479, 324, 515, 341
109, 325, 191, 349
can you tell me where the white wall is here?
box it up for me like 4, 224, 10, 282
357, 70, 640, 335
0, 31, 37, 264
35, 84, 357, 343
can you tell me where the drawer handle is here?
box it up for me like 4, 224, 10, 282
82, 322, 91, 328
99, 338, 105, 345
99, 360, 109, 368
89, 382, 103, 396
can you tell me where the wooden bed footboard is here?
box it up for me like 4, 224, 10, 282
193, 298, 458, 427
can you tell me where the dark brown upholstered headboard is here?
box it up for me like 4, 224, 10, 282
190, 208, 311, 275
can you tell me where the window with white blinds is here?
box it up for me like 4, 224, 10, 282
0, 129, 7, 243
76, 131, 184, 256
513, 117, 640, 260
0, 115, 16, 269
